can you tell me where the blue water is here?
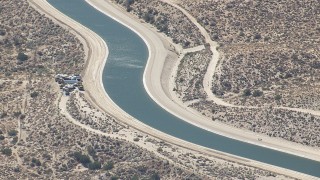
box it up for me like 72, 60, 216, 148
48, 0, 320, 177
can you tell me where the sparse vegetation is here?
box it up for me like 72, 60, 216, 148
1, 147, 12, 156
103, 161, 114, 171
31, 158, 41, 166
111, 176, 119, 180
112, 0, 205, 48
13, 111, 21, 117
275, 94, 282, 101
30, 91, 39, 98
0, 0, 298, 179
172, 0, 320, 148
73, 151, 91, 165
88, 161, 101, 170
0, 29, 6, 36
149, 172, 160, 180
8, 130, 18, 136
17, 52, 28, 62
252, 90, 263, 97
175, 50, 211, 102
243, 89, 251, 97
0, 112, 7, 118
11, 136, 18, 144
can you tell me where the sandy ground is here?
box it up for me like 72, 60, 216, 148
160, 0, 320, 160
168, 0, 320, 139
149, 0, 320, 162
58, 92, 179, 167
27, 0, 319, 179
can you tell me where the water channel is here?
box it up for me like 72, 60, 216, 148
48, 0, 320, 177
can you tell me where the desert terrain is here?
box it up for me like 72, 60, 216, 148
176, 0, 320, 148
114, 0, 320, 149
0, 0, 298, 179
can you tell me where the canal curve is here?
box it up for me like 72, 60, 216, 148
48, 0, 320, 177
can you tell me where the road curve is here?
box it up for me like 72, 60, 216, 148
158, 0, 320, 162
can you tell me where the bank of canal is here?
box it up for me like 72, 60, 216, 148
48, 0, 320, 177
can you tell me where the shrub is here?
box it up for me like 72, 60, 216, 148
0, 112, 7, 118
103, 161, 114, 170
275, 94, 282, 100
125, 0, 133, 12
242, 89, 251, 96
5, 72, 11, 77
73, 152, 91, 166
0, 29, 5, 36
264, 36, 271, 41
254, 33, 262, 40
87, 145, 96, 157
79, 155, 91, 165
133, 137, 140, 142
88, 161, 101, 170
159, 24, 168, 33
31, 158, 41, 166
183, 41, 190, 47
131, 175, 139, 180
284, 73, 293, 79
13, 111, 21, 117
17, 52, 28, 61
12, 136, 18, 144
1, 148, 12, 156
0, 135, 4, 140
20, 114, 26, 119
13, 167, 20, 172
30, 91, 39, 98
143, 12, 154, 23
210, 20, 216, 27
111, 176, 118, 180
73, 151, 82, 160
311, 61, 320, 69
8, 130, 18, 136
150, 172, 160, 180
252, 90, 263, 97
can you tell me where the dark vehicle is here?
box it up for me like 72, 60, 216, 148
78, 85, 84, 91
57, 79, 64, 84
